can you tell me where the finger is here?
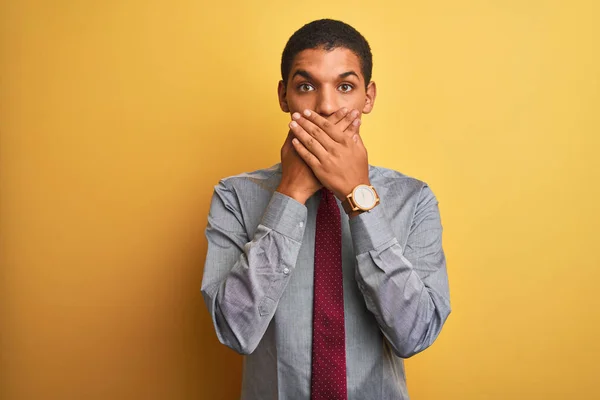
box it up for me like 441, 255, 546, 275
291, 112, 336, 152
344, 117, 361, 138
332, 107, 349, 124
353, 133, 365, 147
352, 133, 368, 158
300, 109, 345, 143
289, 119, 328, 161
292, 137, 321, 170
339, 109, 361, 133
353, 134, 369, 157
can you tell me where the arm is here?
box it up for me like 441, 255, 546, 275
201, 181, 307, 355
283, 109, 451, 356
350, 184, 451, 358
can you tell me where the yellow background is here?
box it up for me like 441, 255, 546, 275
1, 0, 599, 399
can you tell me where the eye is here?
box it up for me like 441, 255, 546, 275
338, 83, 354, 93
298, 83, 315, 92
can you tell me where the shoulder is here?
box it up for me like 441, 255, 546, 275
210, 164, 283, 219
368, 165, 441, 236
368, 164, 439, 217
216, 163, 282, 194
369, 164, 431, 196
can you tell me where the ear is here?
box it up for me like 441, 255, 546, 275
362, 81, 377, 114
278, 80, 290, 113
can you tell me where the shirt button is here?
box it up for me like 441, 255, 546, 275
283, 268, 290, 275
299, 222, 304, 228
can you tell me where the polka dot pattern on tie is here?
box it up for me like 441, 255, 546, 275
310, 188, 347, 400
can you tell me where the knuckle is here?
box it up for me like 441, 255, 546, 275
322, 120, 332, 130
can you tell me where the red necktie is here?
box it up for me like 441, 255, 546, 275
311, 188, 347, 400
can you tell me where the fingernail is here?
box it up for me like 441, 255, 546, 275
353, 119, 361, 126
292, 138, 299, 145
353, 135, 359, 142
341, 107, 348, 114
351, 110, 359, 118
303, 109, 311, 117
290, 121, 298, 128
292, 112, 301, 120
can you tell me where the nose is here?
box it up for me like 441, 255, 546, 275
314, 86, 338, 117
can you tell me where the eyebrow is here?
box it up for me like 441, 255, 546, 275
339, 71, 360, 79
291, 69, 360, 81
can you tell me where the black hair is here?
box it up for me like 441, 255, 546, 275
281, 19, 373, 88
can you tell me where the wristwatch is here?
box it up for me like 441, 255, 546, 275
342, 184, 380, 217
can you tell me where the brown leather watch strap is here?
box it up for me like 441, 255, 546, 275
342, 198, 365, 219
341, 198, 355, 214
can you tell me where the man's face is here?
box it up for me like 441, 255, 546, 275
278, 47, 376, 120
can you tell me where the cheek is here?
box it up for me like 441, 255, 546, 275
286, 95, 315, 114
340, 95, 366, 112
286, 90, 366, 113
337, 87, 367, 107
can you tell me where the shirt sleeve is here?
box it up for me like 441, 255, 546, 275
201, 181, 307, 355
349, 184, 451, 358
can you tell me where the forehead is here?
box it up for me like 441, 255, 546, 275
290, 47, 364, 83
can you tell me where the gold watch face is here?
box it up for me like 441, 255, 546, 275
353, 185, 377, 210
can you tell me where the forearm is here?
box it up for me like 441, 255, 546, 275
202, 190, 307, 354
350, 203, 451, 358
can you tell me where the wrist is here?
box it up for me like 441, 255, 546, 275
347, 202, 379, 219
276, 184, 311, 205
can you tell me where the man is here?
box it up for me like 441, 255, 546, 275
201, 19, 451, 400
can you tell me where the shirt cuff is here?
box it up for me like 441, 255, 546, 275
349, 204, 397, 255
260, 191, 307, 242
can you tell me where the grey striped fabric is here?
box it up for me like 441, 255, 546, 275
201, 163, 451, 400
